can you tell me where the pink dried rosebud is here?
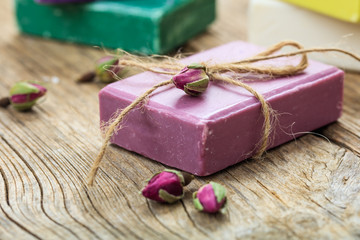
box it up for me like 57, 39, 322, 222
10, 82, 47, 111
95, 56, 125, 83
193, 181, 227, 213
141, 169, 194, 203
172, 63, 209, 96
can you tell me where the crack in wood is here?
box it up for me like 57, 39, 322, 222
0, 130, 81, 239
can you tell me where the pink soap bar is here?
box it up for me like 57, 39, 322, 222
99, 41, 344, 176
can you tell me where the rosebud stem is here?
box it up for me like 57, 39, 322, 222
77, 71, 96, 84
0, 97, 10, 108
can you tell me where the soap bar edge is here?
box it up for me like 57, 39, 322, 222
14, 0, 216, 54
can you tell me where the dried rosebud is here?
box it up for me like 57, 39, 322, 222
95, 56, 125, 83
172, 63, 209, 96
193, 181, 227, 213
141, 169, 194, 203
10, 82, 47, 111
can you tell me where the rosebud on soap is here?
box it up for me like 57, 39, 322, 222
141, 169, 194, 203
95, 56, 125, 83
193, 181, 227, 213
172, 63, 209, 96
10, 82, 47, 111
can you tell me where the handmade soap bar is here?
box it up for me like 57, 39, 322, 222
15, 0, 215, 54
281, 0, 360, 22
99, 41, 344, 176
248, 0, 360, 72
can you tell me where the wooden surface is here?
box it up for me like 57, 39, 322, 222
1, 0, 360, 239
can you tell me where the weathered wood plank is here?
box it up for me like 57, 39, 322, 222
0, 0, 359, 239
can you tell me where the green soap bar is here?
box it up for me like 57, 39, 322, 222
15, 0, 216, 54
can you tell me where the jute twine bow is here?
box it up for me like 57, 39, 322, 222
87, 40, 360, 185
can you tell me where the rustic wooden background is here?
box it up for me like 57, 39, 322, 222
1, 0, 359, 239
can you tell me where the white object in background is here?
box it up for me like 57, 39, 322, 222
248, 0, 360, 71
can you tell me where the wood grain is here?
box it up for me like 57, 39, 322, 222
0, 0, 359, 239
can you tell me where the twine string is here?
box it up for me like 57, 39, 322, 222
209, 41, 308, 76
87, 80, 172, 186
211, 73, 272, 159
87, 40, 360, 185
